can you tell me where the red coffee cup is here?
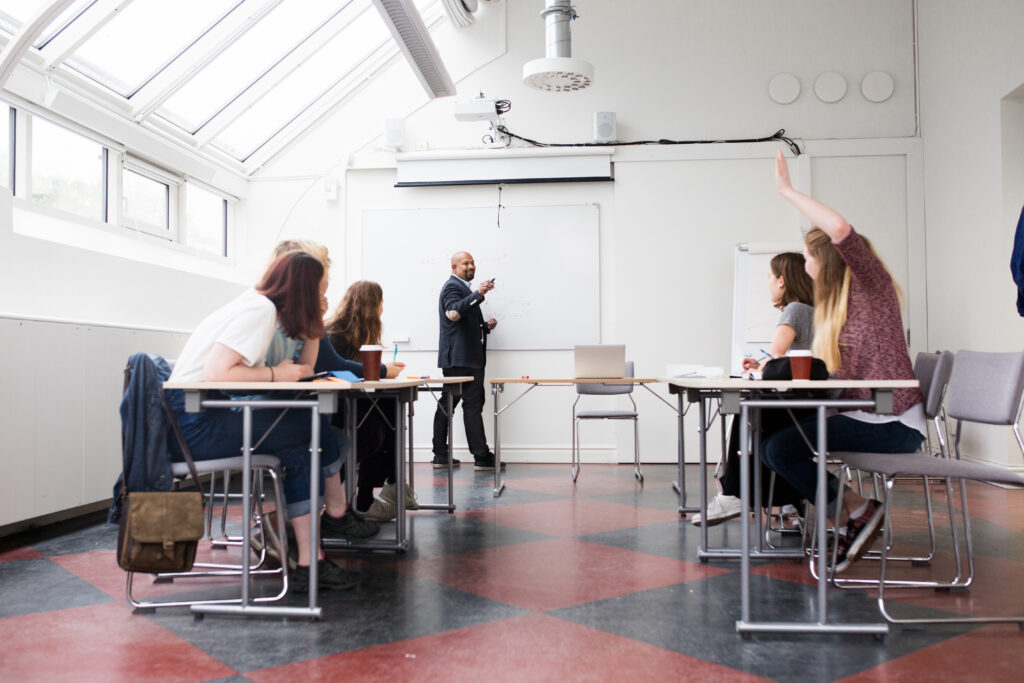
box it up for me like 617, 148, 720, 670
360, 345, 383, 381
789, 350, 812, 380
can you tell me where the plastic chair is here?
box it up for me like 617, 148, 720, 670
122, 355, 289, 611
571, 360, 642, 483
839, 350, 1024, 626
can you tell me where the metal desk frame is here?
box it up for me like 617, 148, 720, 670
489, 377, 673, 498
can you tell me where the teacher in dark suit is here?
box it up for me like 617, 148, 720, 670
431, 251, 503, 470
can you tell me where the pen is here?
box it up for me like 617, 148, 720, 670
393, 344, 398, 362
758, 348, 775, 360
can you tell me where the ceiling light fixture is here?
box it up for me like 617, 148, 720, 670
373, 0, 456, 98
522, 0, 593, 93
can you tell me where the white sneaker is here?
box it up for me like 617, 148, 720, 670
690, 494, 743, 526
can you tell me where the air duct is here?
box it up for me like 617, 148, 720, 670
522, 0, 593, 92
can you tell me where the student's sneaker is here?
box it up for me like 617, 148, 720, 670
321, 508, 380, 540
363, 497, 396, 523
432, 454, 461, 469
473, 453, 506, 471
840, 499, 885, 570
379, 482, 419, 510
290, 559, 359, 593
690, 494, 743, 526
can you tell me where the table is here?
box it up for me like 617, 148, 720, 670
667, 377, 918, 636
164, 377, 468, 619
489, 377, 673, 497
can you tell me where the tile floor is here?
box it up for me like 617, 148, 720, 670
2, 463, 1023, 682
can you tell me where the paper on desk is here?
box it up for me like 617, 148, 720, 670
666, 364, 724, 379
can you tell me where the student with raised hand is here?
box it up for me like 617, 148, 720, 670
692, 252, 813, 526
760, 149, 925, 572
166, 251, 358, 592
325, 280, 411, 523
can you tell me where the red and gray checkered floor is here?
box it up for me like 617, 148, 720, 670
2, 464, 1023, 682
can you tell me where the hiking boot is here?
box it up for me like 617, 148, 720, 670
379, 482, 419, 510
690, 494, 742, 526
321, 508, 380, 540
363, 497, 397, 523
290, 559, 359, 593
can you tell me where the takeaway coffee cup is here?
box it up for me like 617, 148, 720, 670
789, 350, 813, 380
360, 345, 383, 381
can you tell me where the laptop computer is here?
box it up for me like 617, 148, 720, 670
573, 344, 626, 379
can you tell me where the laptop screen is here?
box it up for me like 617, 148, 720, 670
573, 345, 626, 379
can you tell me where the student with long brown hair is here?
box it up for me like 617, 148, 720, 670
166, 251, 357, 592
761, 150, 924, 571
693, 251, 814, 526
324, 280, 412, 522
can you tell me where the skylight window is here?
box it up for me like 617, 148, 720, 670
157, 0, 354, 133
65, 0, 240, 97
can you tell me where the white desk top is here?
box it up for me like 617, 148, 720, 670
163, 377, 469, 392
490, 377, 661, 384
665, 377, 918, 390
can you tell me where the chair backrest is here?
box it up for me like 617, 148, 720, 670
946, 350, 1024, 425
576, 361, 635, 395
914, 350, 955, 419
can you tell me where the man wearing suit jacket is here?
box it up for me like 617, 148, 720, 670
431, 251, 503, 470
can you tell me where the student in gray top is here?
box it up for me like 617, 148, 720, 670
693, 251, 815, 525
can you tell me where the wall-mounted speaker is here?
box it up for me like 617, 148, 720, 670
384, 118, 406, 150
594, 111, 616, 143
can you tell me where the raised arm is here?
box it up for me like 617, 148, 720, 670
775, 149, 851, 243
205, 343, 310, 382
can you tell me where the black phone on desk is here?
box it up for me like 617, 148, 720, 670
297, 371, 331, 382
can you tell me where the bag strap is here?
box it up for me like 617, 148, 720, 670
161, 394, 205, 499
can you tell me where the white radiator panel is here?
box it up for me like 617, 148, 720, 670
0, 316, 189, 527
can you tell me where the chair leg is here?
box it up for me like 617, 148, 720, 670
632, 416, 643, 483
571, 417, 580, 483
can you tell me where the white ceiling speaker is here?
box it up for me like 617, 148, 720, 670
861, 71, 895, 103
814, 71, 848, 103
768, 73, 801, 104
523, 0, 594, 92
441, 0, 479, 28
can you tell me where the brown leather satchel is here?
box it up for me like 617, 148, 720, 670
116, 383, 206, 574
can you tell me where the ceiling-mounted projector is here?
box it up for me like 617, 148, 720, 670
454, 97, 501, 122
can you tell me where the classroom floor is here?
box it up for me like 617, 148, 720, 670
2, 463, 1023, 682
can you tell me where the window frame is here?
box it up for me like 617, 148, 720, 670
119, 155, 179, 240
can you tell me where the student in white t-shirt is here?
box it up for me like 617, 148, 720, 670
167, 250, 357, 592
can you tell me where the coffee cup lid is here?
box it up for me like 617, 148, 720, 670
788, 350, 813, 357
360, 344, 384, 351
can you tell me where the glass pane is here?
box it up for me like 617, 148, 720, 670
0, 0, 52, 35
0, 105, 9, 189
212, 7, 390, 159
123, 168, 168, 230
34, 0, 96, 48
158, 0, 353, 132
185, 183, 226, 256
31, 116, 103, 221
66, 0, 239, 96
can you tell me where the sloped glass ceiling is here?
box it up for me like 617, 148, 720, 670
0, 0, 445, 172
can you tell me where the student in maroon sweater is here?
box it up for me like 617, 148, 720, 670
762, 150, 925, 572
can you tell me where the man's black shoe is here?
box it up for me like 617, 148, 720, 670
473, 454, 506, 471
291, 559, 359, 593
432, 454, 461, 469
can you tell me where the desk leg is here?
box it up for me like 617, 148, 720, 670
416, 386, 458, 513
674, 391, 686, 511
448, 388, 455, 510
815, 405, 828, 624
241, 406, 252, 606
739, 404, 751, 627
407, 398, 415, 493
699, 397, 709, 554
395, 396, 407, 549
492, 383, 505, 498
344, 398, 357, 507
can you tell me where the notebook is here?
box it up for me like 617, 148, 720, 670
573, 344, 626, 379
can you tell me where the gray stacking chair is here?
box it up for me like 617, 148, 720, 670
839, 350, 1024, 626
571, 360, 642, 483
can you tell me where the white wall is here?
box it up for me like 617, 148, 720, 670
918, 0, 1024, 467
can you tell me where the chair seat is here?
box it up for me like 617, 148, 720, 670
575, 409, 638, 419
834, 451, 1024, 486
171, 454, 281, 477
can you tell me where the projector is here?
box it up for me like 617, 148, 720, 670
454, 97, 500, 122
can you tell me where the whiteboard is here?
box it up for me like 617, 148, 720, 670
730, 241, 804, 374
361, 205, 600, 351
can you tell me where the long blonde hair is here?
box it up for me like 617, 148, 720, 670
806, 228, 850, 374
271, 239, 331, 277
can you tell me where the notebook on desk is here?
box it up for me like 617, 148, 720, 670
573, 344, 626, 378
